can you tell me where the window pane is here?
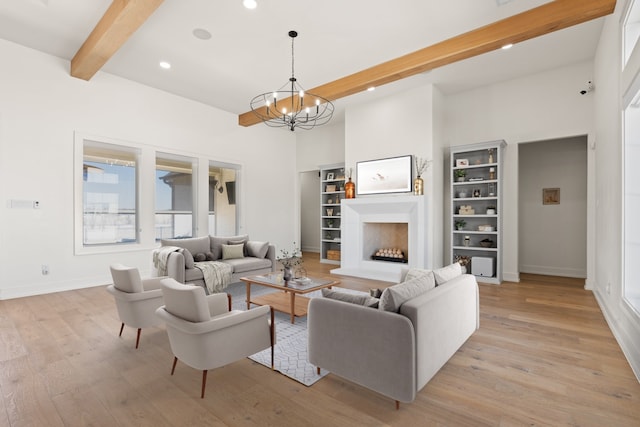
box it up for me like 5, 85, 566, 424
83, 142, 137, 245
156, 154, 195, 240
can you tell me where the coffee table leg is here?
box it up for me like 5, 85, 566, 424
246, 282, 251, 310
290, 292, 295, 324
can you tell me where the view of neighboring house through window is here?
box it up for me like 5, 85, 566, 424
82, 142, 138, 246
156, 154, 196, 240
209, 163, 238, 235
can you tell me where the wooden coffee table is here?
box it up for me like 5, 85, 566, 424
240, 274, 339, 324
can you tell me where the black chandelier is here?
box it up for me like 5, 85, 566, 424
250, 30, 334, 131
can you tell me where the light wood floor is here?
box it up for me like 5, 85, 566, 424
1, 254, 639, 426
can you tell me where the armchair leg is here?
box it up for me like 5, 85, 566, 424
118, 323, 125, 337
395, 400, 400, 410
201, 370, 208, 398
270, 307, 275, 369
171, 357, 178, 375
135, 328, 142, 349
317, 367, 321, 375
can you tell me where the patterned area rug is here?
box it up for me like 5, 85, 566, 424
226, 281, 361, 386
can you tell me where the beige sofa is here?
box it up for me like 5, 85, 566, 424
308, 264, 479, 407
152, 234, 276, 291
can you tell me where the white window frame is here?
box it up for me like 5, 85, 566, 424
74, 132, 143, 255
622, 0, 640, 314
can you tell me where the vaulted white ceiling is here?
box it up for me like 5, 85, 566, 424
0, 0, 608, 119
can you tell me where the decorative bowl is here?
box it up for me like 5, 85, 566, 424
479, 239, 494, 248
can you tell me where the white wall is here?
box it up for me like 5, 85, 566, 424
0, 39, 297, 299
592, 2, 640, 379
300, 170, 320, 252
518, 136, 587, 277
295, 122, 345, 250
444, 61, 595, 282
345, 85, 439, 269
296, 122, 345, 172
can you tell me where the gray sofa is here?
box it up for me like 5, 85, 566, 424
308, 264, 479, 407
152, 234, 276, 291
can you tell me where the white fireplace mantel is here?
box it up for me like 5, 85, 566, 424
332, 195, 428, 282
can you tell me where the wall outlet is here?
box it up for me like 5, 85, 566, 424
42, 265, 49, 275
606, 281, 611, 295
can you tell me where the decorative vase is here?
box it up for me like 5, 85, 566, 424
283, 266, 293, 282
414, 176, 424, 195
345, 177, 355, 199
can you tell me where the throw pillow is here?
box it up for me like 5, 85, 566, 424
433, 262, 462, 286
205, 252, 216, 261
321, 288, 379, 308
405, 268, 435, 283
379, 274, 435, 312
180, 248, 195, 269
210, 234, 249, 260
228, 238, 249, 256
193, 252, 207, 262
222, 243, 245, 260
246, 241, 269, 259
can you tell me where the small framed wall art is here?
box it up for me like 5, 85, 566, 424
543, 188, 560, 205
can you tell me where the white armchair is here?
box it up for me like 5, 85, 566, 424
156, 278, 275, 398
107, 264, 167, 349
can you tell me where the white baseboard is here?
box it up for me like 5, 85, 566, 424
503, 271, 520, 282
0, 276, 110, 300
593, 288, 640, 383
519, 264, 586, 278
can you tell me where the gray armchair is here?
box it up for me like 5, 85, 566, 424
155, 278, 275, 398
106, 264, 166, 349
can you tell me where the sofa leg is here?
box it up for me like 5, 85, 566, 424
395, 400, 400, 410
171, 357, 178, 375
201, 370, 208, 398
135, 328, 142, 349
118, 322, 125, 337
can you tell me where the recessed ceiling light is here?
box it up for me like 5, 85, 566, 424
501, 43, 513, 50
243, 0, 257, 9
193, 28, 212, 40
367, 87, 376, 92
159, 61, 171, 69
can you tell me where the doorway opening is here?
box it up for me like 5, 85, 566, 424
518, 136, 588, 280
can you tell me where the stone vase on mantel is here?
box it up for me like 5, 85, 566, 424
413, 176, 424, 195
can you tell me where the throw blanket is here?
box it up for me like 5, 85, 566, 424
194, 261, 233, 294
152, 246, 183, 276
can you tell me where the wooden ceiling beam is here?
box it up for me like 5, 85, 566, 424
239, 0, 616, 127
71, 0, 164, 80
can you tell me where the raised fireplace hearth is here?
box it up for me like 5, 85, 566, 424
332, 195, 428, 282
